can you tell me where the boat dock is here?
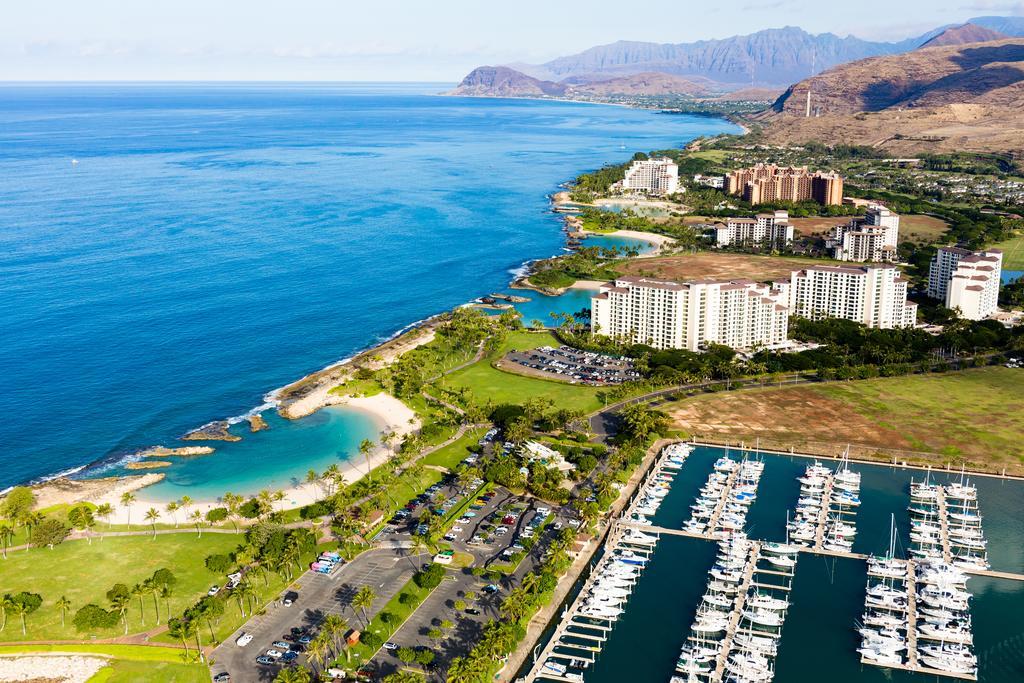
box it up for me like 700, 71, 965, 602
859, 554, 978, 678
935, 488, 953, 562
524, 523, 658, 683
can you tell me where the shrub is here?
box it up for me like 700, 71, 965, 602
415, 649, 435, 667
32, 518, 69, 547
205, 553, 233, 573
413, 563, 446, 590
396, 646, 416, 664
205, 507, 228, 523
72, 604, 119, 631
427, 627, 442, 639
300, 501, 331, 519
361, 631, 383, 650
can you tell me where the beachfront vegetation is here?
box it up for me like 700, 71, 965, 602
0, 644, 207, 683
526, 245, 629, 290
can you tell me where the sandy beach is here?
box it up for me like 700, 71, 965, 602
582, 228, 675, 257
568, 279, 606, 290
31, 473, 165, 510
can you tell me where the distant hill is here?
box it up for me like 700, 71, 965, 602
448, 66, 567, 97
761, 38, 1024, 155
446, 68, 710, 98
967, 16, 1024, 37
920, 23, 1006, 48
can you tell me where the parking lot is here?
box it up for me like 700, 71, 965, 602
211, 548, 426, 682
504, 345, 639, 385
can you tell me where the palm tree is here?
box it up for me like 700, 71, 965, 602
159, 585, 173, 622
120, 492, 136, 530
179, 495, 193, 520
147, 579, 161, 624
305, 469, 320, 495
165, 501, 180, 528
273, 490, 285, 512
223, 492, 243, 533
167, 617, 191, 657
352, 585, 376, 628
274, 667, 312, 683
131, 583, 147, 625
0, 594, 11, 631
7, 601, 27, 636
109, 592, 130, 635
322, 614, 350, 662
324, 464, 342, 496
55, 595, 71, 628
306, 632, 330, 676
94, 503, 113, 539
22, 511, 43, 549
447, 655, 486, 683
190, 510, 205, 538
359, 438, 376, 479
144, 508, 161, 538
0, 526, 13, 559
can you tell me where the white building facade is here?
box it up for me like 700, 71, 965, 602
621, 157, 680, 196
928, 247, 1003, 320
715, 210, 794, 248
590, 276, 789, 351
787, 265, 917, 328
830, 205, 900, 263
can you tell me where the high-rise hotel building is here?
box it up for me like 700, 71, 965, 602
927, 247, 1002, 320
725, 164, 843, 206
620, 157, 680, 196
786, 264, 917, 328
590, 276, 789, 351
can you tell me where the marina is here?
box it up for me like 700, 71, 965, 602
519, 444, 1024, 683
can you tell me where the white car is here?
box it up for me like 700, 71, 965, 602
236, 632, 253, 647
452, 526, 464, 533
265, 649, 285, 659
207, 585, 221, 596
536, 506, 550, 515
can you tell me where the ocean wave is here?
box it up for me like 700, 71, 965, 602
0, 463, 90, 495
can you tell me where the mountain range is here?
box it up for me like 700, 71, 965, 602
761, 36, 1024, 155
449, 15, 1024, 95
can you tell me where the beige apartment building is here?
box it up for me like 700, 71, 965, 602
725, 164, 843, 206
927, 246, 1003, 320
786, 264, 917, 328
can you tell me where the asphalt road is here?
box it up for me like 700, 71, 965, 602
211, 548, 426, 682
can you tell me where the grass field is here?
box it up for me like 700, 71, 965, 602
88, 659, 208, 683
438, 332, 604, 413
420, 428, 487, 471
0, 534, 240, 642
617, 252, 836, 282
900, 214, 950, 243
663, 368, 1024, 473
989, 233, 1024, 270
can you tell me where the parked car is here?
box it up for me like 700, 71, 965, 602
255, 656, 274, 665
383, 641, 399, 650
207, 585, 221, 596
282, 651, 299, 663
443, 533, 457, 542
483, 584, 499, 594
465, 607, 481, 615
266, 649, 285, 659
298, 635, 313, 644
213, 673, 231, 682
272, 641, 289, 649
235, 633, 253, 647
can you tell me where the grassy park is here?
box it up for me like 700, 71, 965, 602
0, 534, 240, 642
0, 644, 207, 683
989, 232, 1024, 269
664, 367, 1024, 472
439, 331, 605, 413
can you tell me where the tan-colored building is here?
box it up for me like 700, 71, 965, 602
725, 164, 843, 206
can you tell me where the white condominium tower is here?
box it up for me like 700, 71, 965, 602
927, 246, 1003, 320
715, 211, 794, 248
621, 157, 680, 196
831, 205, 900, 263
590, 276, 789, 351
786, 264, 917, 329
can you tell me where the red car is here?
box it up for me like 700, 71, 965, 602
502, 515, 516, 525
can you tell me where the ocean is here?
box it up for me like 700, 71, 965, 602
0, 83, 738, 492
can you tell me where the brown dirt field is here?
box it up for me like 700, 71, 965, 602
617, 252, 834, 282
901, 214, 950, 243
787, 216, 846, 238
668, 388, 913, 451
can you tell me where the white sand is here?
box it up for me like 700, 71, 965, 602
568, 280, 607, 290
100, 393, 420, 523
0, 654, 108, 682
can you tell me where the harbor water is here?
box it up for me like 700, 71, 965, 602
531, 446, 1024, 682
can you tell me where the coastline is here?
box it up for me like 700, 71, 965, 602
15, 109, 729, 506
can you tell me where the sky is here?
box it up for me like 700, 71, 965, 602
1, 0, 1022, 81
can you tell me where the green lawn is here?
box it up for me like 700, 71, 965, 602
0, 534, 241, 642
988, 233, 1024, 269
687, 149, 729, 163
420, 428, 487, 470
345, 574, 440, 665
88, 659, 208, 683
439, 331, 605, 413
